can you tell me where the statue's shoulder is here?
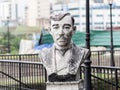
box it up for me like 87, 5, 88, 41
73, 44, 90, 60
73, 44, 89, 53
39, 47, 53, 60
40, 47, 52, 54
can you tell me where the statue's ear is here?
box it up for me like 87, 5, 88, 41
73, 26, 76, 34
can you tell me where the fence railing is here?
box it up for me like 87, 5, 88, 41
0, 50, 120, 66
0, 54, 40, 62
0, 60, 47, 90
1, 59, 120, 90
0, 50, 120, 90
81, 65, 120, 90
91, 50, 120, 66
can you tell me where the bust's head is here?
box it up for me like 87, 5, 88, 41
49, 12, 76, 49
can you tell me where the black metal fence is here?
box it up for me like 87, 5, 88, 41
1, 50, 120, 66
0, 54, 40, 62
91, 50, 120, 66
81, 65, 120, 90
0, 50, 120, 90
91, 66, 120, 90
0, 60, 47, 90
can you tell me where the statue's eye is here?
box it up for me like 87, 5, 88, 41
52, 24, 59, 29
53, 26, 59, 29
63, 24, 71, 30
64, 26, 70, 29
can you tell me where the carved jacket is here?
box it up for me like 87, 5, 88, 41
39, 43, 89, 77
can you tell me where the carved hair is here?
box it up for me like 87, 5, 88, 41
50, 12, 75, 25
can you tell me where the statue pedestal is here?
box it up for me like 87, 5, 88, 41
46, 79, 84, 90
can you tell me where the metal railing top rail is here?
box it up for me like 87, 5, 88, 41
91, 50, 110, 52
91, 65, 120, 69
81, 65, 120, 69
91, 49, 120, 52
0, 60, 43, 65
0, 54, 39, 56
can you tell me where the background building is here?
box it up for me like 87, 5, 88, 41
26, 0, 50, 29
0, 0, 27, 27
0, 0, 120, 31
51, 0, 120, 31
0, 0, 18, 26
0, 0, 50, 29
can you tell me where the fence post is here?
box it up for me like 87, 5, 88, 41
84, 59, 92, 90
98, 51, 100, 66
84, 0, 92, 90
19, 55, 22, 90
115, 69, 118, 90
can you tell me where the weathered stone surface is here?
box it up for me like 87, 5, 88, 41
46, 80, 84, 90
39, 12, 89, 82
40, 44, 89, 81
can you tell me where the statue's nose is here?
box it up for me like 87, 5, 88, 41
58, 28, 64, 36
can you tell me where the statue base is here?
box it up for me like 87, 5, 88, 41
46, 79, 84, 90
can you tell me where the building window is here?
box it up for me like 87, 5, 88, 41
73, 15, 79, 17
108, 14, 115, 17
90, 14, 92, 17
117, 22, 120, 24
9, 4, 11, 19
94, 0, 104, 3
82, 23, 86, 25
75, 23, 79, 25
69, 8, 79, 10
82, 15, 86, 17
94, 22, 103, 25
106, 22, 115, 24
81, 8, 85, 10
96, 15, 103, 17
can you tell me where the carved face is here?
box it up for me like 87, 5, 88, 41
50, 15, 76, 48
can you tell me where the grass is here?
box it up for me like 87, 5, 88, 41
80, 69, 120, 90
92, 72, 112, 78
81, 72, 112, 80
91, 72, 120, 90
0, 76, 46, 85
92, 77, 120, 90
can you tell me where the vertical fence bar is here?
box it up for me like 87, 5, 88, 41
98, 51, 100, 66
79, 67, 82, 79
115, 69, 118, 90
19, 55, 21, 90
111, 68, 113, 90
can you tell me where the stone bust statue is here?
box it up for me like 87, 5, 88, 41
39, 12, 89, 82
